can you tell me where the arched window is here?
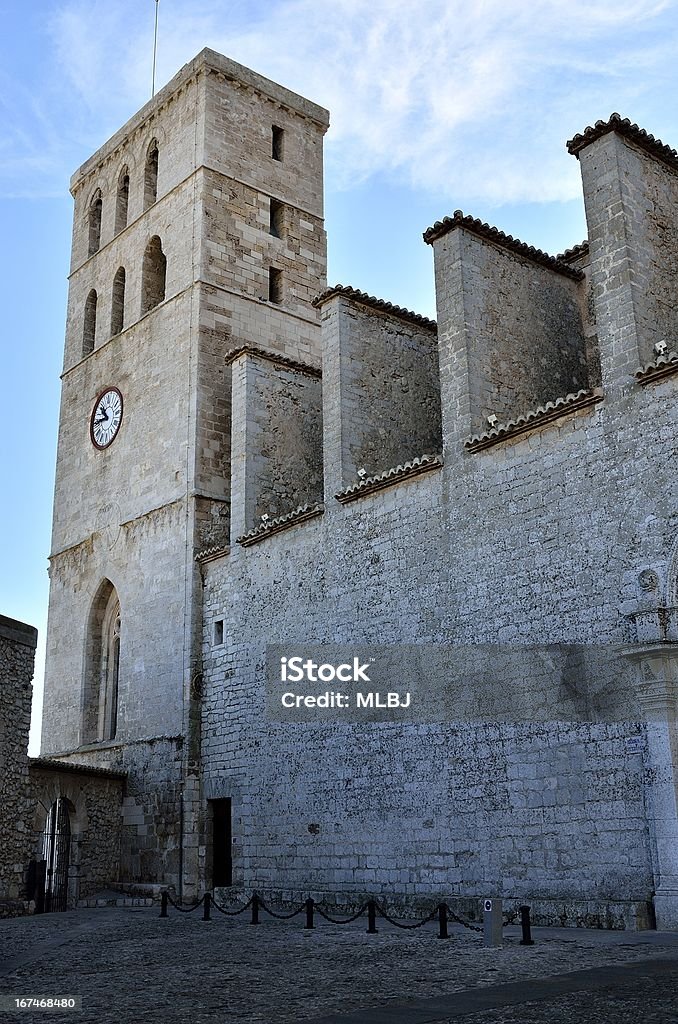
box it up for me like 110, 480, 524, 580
141, 235, 166, 314
88, 189, 102, 256
83, 289, 97, 355
110, 267, 126, 336
144, 140, 159, 209
115, 168, 129, 234
83, 580, 121, 744
101, 597, 121, 741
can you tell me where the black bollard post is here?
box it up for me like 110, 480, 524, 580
251, 892, 260, 926
160, 891, 168, 918
438, 902, 449, 940
304, 898, 314, 930
367, 900, 378, 934
203, 892, 211, 921
519, 905, 534, 945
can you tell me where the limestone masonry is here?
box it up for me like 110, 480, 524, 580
38, 50, 678, 928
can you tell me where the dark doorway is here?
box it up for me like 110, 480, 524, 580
210, 798, 232, 887
41, 798, 71, 912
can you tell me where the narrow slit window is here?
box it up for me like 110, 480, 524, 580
268, 267, 282, 304
115, 169, 129, 235
111, 267, 126, 336
88, 191, 102, 256
214, 620, 224, 646
144, 140, 159, 210
269, 199, 284, 238
141, 235, 166, 314
83, 289, 97, 356
272, 125, 284, 161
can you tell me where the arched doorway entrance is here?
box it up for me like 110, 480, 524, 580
41, 798, 72, 912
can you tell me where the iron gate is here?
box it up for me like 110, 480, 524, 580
41, 798, 71, 912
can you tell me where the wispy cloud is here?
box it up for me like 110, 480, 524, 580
2, 0, 678, 204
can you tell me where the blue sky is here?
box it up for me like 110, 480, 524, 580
2, 0, 678, 753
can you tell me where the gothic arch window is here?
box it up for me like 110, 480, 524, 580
101, 597, 121, 741
144, 140, 159, 209
115, 168, 130, 234
88, 189, 102, 256
141, 235, 166, 314
83, 580, 121, 744
83, 289, 97, 356
111, 267, 126, 336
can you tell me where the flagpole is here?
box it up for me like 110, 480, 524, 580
152, 0, 159, 97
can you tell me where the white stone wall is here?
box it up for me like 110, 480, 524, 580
43, 49, 329, 890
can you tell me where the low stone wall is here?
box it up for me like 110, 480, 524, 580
0, 615, 37, 914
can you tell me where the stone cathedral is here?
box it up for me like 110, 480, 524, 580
40, 48, 678, 929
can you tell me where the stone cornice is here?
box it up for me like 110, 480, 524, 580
335, 454, 443, 504
313, 285, 437, 331
225, 344, 321, 378
195, 544, 230, 564
423, 211, 584, 281
0, 615, 37, 649
29, 757, 127, 780
465, 388, 604, 453
205, 63, 329, 129
567, 113, 678, 173
634, 352, 678, 384
237, 503, 324, 546
71, 49, 329, 193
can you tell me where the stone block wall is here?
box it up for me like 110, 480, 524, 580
230, 352, 323, 539
576, 126, 678, 383
0, 616, 36, 911
199, 120, 678, 926
429, 220, 590, 438
317, 292, 441, 496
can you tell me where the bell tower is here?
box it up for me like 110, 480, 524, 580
41, 49, 329, 890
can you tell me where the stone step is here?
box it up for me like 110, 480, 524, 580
77, 896, 155, 908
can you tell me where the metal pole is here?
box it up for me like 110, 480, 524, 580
152, 0, 159, 97
203, 892, 212, 921
304, 898, 314, 929
160, 891, 168, 918
367, 900, 378, 934
519, 905, 535, 945
250, 892, 259, 925
438, 902, 449, 939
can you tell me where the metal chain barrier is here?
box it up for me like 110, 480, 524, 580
374, 901, 440, 930
446, 907, 483, 933
315, 902, 370, 924
257, 894, 306, 920
164, 891, 205, 914
210, 893, 254, 917
160, 889, 533, 943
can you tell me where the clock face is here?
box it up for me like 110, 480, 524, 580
91, 387, 123, 449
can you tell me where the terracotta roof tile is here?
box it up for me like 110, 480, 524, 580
567, 113, 678, 171
466, 388, 604, 453
313, 285, 436, 330
335, 454, 443, 504
423, 211, 584, 281
237, 503, 324, 547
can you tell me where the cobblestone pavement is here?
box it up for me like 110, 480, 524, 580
0, 905, 677, 1023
